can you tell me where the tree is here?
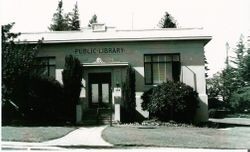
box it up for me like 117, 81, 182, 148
88, 14, 97, 27
62, 55, 83, 123
158, 12, 177, 28
49, 0, 69, 31
204, 53, 209, 78
2, 23, 41, 123
229, 87, 250, 112
242, 49, 250, 83
207, 36, 249, 112
68, 2, 80, 31
220, 66, 237, 102
2, 23, 40, 102
231, 35, 246, 87
121, 66, 136, 123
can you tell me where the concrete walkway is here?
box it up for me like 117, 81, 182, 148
43, 126, 113, 147
209, 118, 250, 126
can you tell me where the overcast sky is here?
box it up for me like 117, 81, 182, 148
1, 0, 249, 77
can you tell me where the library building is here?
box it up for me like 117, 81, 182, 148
18, 24, 212, 124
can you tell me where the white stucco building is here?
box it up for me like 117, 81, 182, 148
18, 24, 212, 124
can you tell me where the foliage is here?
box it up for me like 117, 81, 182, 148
207, 36, 250, 114
2, 23, 40, 115
242, 46, 250, 84
68, 2, 80, 31
121, 66, 136, 123
49, 0, 70, 31
88, 14, 98, 27
208, 98, 225, 110
49, 0, 81, 31
158, 12, 177, 28
207, 66, 238, 104
229, 87, 250, 112
24, 76, 65, 124
2, 23, 67, 125
204, 53, 209, 78
230, 35, 247, 87
62, 55, 83, 123
141, 81, 199, 123
2, 75, 65, 125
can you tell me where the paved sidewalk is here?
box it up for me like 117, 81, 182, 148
209, 118, 250, 126
43, 126, 113, 147
2, 126, 113, 150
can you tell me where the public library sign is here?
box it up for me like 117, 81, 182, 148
74, 47, 125, 55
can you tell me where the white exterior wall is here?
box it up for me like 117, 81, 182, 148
55, 69, 63, 84
38, 39, 209, 122
181, 65, 208, 121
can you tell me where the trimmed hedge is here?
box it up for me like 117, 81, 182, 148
141, 81, 199, 123
2, 76, 66, 125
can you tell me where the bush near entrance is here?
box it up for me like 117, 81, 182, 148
141, 81, 199, 123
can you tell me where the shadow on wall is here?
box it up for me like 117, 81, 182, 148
195, 95, 208, 122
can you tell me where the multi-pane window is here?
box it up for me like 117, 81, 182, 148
34, 57, 56, 78
144, 54, 180, 85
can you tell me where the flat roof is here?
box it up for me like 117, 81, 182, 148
16, 27, 212, 44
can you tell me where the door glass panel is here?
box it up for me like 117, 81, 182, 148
102, 84, 109, 103
91, 84, 99, 103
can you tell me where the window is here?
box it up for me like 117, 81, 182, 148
144, 54, 180, 85
34, 57, 56, 78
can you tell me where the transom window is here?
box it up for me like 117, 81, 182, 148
34, 56, 56, 78
144, 54, 180, 85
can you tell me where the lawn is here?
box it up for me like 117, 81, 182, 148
102, 125, 250, 149
2, 126, 77, 142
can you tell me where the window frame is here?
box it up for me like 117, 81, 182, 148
144, 53, 180, 85
34, 56, 56, 78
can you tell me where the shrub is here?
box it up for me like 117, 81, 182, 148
141, 81, 199, 123
2, 75, 65, 125
121, 66, 136, 123
62, 55, 83, 123
208, 98, 226, 110
24, 76, 65, 124
229, 87, 250, 113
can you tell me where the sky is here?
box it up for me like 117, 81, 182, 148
1, 0, 250, 77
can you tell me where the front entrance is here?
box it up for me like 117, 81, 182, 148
88, 73, 111, 108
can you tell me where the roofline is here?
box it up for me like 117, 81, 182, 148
17, 36, 212, 44
19, 27, 205, 34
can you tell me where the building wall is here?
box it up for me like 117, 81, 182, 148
37, 40, 208, 121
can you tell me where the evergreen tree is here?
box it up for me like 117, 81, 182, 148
49, 0, 69, 31
62, 55, 83, 123
68, 2, 80, 30
231, 35, 247, 87
158, 12, 177, 28
204, 53, 209, 78
2, 23, 41, 120
242, 48, 250, 84
88, 14, 98, 27
208, 36, 249, 105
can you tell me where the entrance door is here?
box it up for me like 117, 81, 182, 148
88, 73, 111, 108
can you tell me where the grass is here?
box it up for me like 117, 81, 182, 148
102, 125, 250, 149
2, 126, 77, 142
